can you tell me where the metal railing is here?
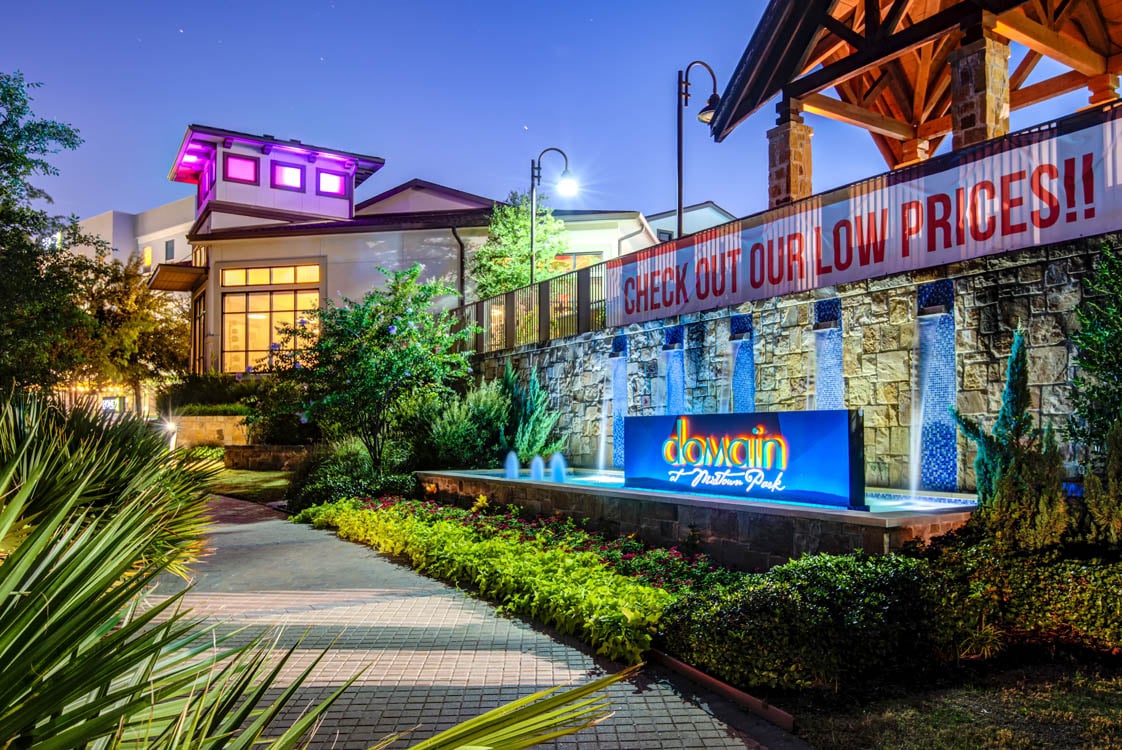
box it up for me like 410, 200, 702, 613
452, 264, 607, 353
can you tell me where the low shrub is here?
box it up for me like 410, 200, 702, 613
285, 440, 418, 514
183, 444, 225, 462
295, 500, 672, 663
658, 552, 940, 691
157, 373, 261, 413
176, 403, 251, 417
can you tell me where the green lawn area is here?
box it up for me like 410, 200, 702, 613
796, 655, 1122, 749
207, 468, 290, 505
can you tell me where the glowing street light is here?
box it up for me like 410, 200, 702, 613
529, 147, 578, 285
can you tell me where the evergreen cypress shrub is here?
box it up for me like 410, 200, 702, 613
500, 362, 565, 463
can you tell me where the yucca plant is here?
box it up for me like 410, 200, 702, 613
0, 393, 634, 748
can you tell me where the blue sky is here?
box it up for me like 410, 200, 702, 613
2, 0, 1087, 222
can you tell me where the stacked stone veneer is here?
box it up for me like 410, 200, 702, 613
478, 237, 1109, 492
176, 415, 248, 448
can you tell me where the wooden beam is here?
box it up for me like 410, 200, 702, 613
916, 69, 1090, 139
799, 92, 916, 139
994, 9, 1106, 75
865, 0, 881, 38
785, 1, 1011, 100
881, 0, 916, 37
861, 71, 892, 106
1010, 49, 1042, 89
822, 14, 866, 50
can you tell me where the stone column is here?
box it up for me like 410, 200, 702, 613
949, 27, 1010, 150
1087, 73, 1119, 106
767, 103, 813, 209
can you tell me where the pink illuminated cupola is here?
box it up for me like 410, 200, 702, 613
168, 124, 384, 235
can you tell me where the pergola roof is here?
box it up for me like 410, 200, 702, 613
712, 0, 1122, 166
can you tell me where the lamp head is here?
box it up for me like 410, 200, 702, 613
697, 93, 721, 124
556, 169, 579, 197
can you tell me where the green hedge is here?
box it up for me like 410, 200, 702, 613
296, 501, 672, 664
658, 552, 939, 691
176, 403, 251, 417
284, 440, 415, 514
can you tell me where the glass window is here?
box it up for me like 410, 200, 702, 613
220, 263, 321, 373
246, 267, 271, 286
165, 239, 175, 262
222, 268, 246, 287
142, 246, 152, 268
317, 169, 347, 197
224, 154, 259, 184
271, 161, 305, 192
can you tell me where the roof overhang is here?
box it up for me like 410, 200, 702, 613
148, 263, 206, 292
167, 124, 385, 187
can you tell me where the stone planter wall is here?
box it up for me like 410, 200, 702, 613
224, 444, 309, 471
477, 236, 1108, 492
418, 470, 971, 570
175, 415, 248, 448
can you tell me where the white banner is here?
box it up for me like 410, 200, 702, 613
607, 107, 1122, 326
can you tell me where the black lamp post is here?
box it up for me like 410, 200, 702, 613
529, 147, 577, 285
677, 61, 721, 238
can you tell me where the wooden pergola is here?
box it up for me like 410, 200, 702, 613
713, 0, 1122, 168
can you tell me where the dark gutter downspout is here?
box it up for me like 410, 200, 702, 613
451, 227, 466, 303
617, 221, 647, 257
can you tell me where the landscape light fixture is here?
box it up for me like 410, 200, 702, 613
529, 147, 578, 285
677, 60, 721, 238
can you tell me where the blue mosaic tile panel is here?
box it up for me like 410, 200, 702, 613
732, 338, 756, 413
918, 278, 954, 311
664, 325, 684, 348
916, 285, 957, 491
815, 298, 842, 324
665, 348, 685, 415
730, 313, 753, 339
814, 327, 845, 409
611, 355, 628, 469
611, 334, 628, 357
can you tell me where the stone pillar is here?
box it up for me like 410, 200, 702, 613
1087, 73, 1119, 106
767, 103, 813, 209
949, 28, 1010, 150
899, 138, 931, 166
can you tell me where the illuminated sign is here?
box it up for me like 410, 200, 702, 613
624, 411, 865, 510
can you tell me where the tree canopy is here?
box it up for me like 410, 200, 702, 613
469, 190, 569, 300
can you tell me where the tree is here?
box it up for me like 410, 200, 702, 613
268, 264, 475, 469
70, 254, 189, 414
469, 190, 570, 299
0, 71, 104, 389
952, 327, 1033, 506
1070, 242, 1122, 464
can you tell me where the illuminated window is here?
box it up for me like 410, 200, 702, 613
192, 245, 208, 268
316, 168, 348, 198
220, 263, 321, 373
271, 161, 305, 192
554, 253, 602, 271
223, 153, 259, 185
191, 293, 206, 374
142, 246, 153, 268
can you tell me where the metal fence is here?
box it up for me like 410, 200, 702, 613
452, 264, 608, 353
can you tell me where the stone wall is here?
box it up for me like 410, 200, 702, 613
175, 415, 248, 448
224, 444, 309, 471
478, 236, 1108, 492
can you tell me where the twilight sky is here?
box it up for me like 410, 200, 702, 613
3, 0, 1087, 223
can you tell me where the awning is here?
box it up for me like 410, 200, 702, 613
148, 263, 206, 292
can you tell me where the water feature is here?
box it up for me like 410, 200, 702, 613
910, 280, 958, 494
664, 325, 685, 415
530, 455, 545, 481
611, 353, 628, 469
504, 451, 520, 480
813, 299, 844, 410
549, 453, 568, 483
596, 383, 611, 471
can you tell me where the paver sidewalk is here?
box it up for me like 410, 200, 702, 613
165, 497, 806, 749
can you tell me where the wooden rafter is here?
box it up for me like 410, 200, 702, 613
861, 70, 892, 106
800, 92, 916, 138
1010, 49, 1043, 89
994, 8, 1107, 75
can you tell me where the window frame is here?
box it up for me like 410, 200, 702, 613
222, 152, 260, 186
270, 160, 306, 193
315, 167, 351, 199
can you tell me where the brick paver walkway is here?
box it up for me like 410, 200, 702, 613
165, 497, 807, 749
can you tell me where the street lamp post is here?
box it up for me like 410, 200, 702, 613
677, 61, 721, 239
529, 147, 578, 285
